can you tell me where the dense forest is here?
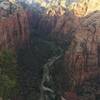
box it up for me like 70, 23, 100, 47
0, 0, 100, 100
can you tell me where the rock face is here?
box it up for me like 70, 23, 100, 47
32, 7, 78, 44
0, 10, 30, 50
72, 0, 100, 17
30, 7, 100, 99
64, 10, 100, 86
36, 4, 100, 99
0, 0, 24, 18
30, 4, 100, 71
86, 0, 100, 14
0, 0, 99, 82
0, 1, 100, 99
0, 0, 31, 50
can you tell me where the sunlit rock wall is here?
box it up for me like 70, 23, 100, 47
72, 0, 100, 17
86, 0, 100, 14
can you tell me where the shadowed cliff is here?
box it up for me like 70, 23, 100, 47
0, 0, 100, 100
16, 8, 100, 100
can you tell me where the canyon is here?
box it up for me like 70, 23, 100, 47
0, 0, 100, 100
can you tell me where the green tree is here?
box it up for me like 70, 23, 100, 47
0, 49, 18, 100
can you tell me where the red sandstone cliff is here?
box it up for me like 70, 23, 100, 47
0, 0, 100, 88
0, 10, 30, 50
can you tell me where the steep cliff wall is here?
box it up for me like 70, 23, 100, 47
0, 10, 30, 50
0, 2, 100, 99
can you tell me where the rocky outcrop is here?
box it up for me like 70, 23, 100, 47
0, 1, 100, 99
34, 9, 100, 100
0, 0, 24, 18
0, 10, 30, 50
0, 0, 31, 50
72, 0, 100, 17
37, 5, 100, 99
29, 4, 100, 73
32, 7, 78, 44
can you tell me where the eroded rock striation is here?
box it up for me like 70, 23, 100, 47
0, 1, 100, 99
0, 0, 32, 50
0, 10, 30, 50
